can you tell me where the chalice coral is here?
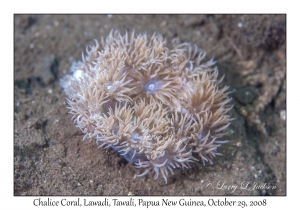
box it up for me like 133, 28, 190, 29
60, 30, 233, 183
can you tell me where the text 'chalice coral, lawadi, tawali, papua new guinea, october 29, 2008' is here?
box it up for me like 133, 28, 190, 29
60, 30, 233, 183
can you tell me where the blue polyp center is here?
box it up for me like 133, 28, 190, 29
132, 132, 142, 141
198, 128, 209, 140
145, 81, 158, 94
155, 150, 170, 165
113, 123, 119, 135
122, 149, 148, 163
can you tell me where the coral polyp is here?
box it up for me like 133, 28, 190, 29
60, 30, 233, 183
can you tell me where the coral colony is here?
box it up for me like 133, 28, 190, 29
60, 30, 233, 183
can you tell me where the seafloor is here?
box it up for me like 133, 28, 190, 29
14, 14, 286, 196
